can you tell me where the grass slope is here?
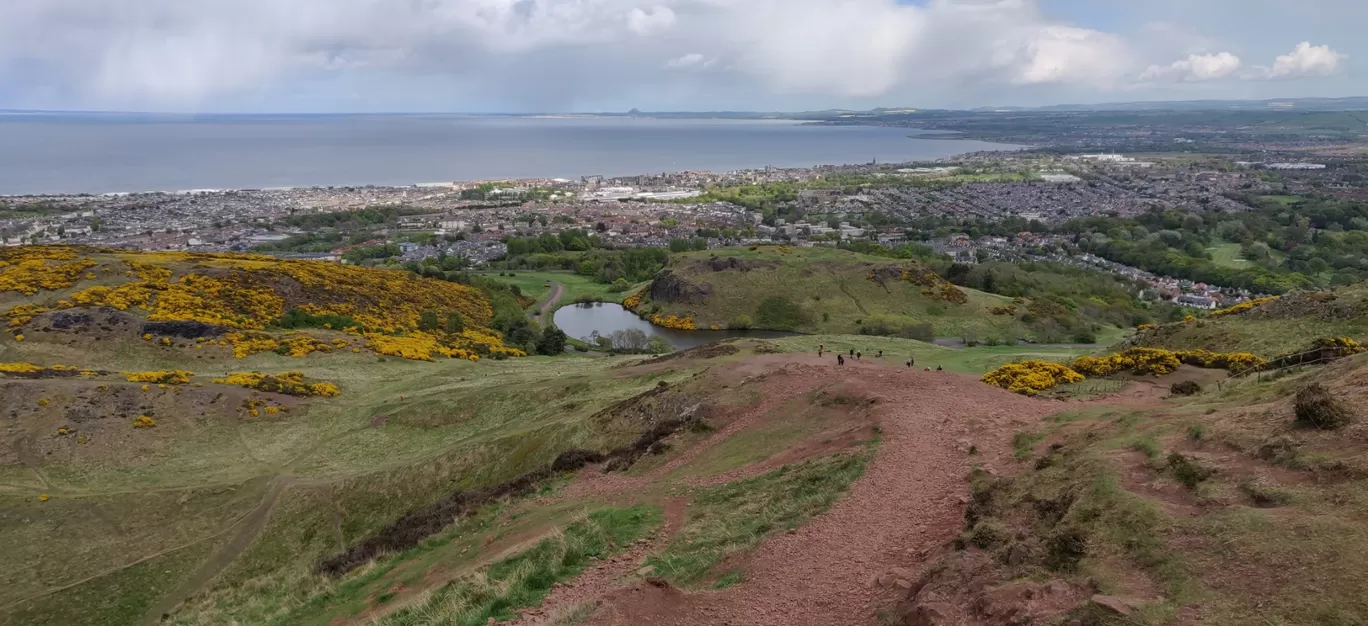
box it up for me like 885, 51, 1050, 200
0, 328, 889, 625
1130, 283, 1368, 357
639, 247, 1025, 340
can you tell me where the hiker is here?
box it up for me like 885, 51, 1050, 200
936, 365, 943, 372
849, 348, 855, 356
908, 356, 915, 368
837, 354, 845, 366
924, 367, 931, 372
856, 351, 861, 361
818, 343, 824, 357
905, 358, 913, 368
877, 350, 883, 358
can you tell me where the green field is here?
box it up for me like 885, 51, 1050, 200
474, 271, 642, 314
1206, 242, 1253, 269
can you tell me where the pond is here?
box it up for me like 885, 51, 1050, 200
552, 302, 797, 350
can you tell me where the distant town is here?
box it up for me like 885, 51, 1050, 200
0, 144, 1351, 310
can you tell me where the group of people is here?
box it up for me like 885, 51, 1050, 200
818, 343, 941, 371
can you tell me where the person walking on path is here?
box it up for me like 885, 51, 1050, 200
849, 348, 855, 356
877, 350, 883, 358
856, 351, 862, 361
837, 354, 845, 366
818, 343, 824, 357
905, 358, 913, 368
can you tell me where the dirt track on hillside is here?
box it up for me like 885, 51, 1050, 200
528, 355, 1064, 626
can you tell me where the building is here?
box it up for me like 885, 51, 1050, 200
1176, 294, 1218, 310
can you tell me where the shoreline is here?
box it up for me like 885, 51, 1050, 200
0, 138, 1024, 199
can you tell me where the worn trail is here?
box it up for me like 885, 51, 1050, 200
568, 358, 1060, 626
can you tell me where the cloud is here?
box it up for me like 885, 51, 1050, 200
1263, 42, 1346, 78
1140, 52, 1242, 82
664, 53, 712, 70
0, 0, 1350, 110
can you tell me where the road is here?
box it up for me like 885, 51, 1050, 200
535, 281, 565, 324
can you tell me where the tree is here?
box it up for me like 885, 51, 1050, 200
611, 328, 651, 353
536, 326, 568, 355
418, 310, 441, 332
647, 336, 672, 354
445, 312, 465, 334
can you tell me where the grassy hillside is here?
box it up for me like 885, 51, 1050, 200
628, 246, 1116, 342
0, 245, 523, 364
0, 248, 892, 626
898, 353, 1368, 625
1129, 283, 1368, 358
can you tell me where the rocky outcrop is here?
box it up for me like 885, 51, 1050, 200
698, 256, 774, 273
649, 270, 712, 305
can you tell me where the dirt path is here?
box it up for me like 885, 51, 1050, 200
544, 358, 1061, 626
536, 282, 565, 324
137, 476, 292, 625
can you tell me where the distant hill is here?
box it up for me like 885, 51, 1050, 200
0, 245, 521, 365
626, 246, 1116, 343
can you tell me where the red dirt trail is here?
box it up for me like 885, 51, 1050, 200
525, 356, 1066, 626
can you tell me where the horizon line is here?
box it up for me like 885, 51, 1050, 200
5, 95, 1368, 117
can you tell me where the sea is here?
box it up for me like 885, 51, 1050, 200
0, 114, 1019, 196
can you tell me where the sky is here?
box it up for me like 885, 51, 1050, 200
0, 0, 1361, 113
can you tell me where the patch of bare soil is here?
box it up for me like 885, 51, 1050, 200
506, 498, 690, 626
568, 357, 1060, 626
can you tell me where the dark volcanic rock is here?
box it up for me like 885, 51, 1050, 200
649, 270, 712, 305
142, 320, 228, 339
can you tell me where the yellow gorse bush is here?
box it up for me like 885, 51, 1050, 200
1314, 337, 1365, 353
8, 246, 522, 362
212, 371, 341, 397
132, 415, 157, 428
0, 362, 44, 373
981, 360, 1085, 396
649, 314, 696, 330
986, 347, 1270, 395
1211, 296, 1280, 317
124, 370, 193, 385
0, 246, 96, 296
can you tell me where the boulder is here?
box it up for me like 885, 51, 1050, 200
1090, 595, 1137, 617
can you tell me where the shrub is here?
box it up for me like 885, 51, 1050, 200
213, 371, 341, 397
730, 314, 753, 330
982, 361, 1085, 396
753, 296, 808, 330
132, 416, 157, 429
536, 326, 568, 356
1294, 383, 1353, 430
1167, 453, 1214, 489
125, 370, 193, 385
444, 312, 465, 333
1045, 527, 1088, 572
1170, 380, 1202, 396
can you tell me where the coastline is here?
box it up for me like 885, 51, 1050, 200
0, 131, 1023, 198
